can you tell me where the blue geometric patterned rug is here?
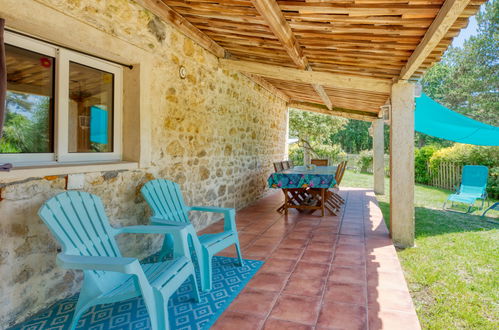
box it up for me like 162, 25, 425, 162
10, 256, 263, 330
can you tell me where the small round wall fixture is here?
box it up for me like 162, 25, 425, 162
179, 65, 187, 79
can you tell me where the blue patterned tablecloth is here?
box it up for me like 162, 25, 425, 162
267, 166, 337, 189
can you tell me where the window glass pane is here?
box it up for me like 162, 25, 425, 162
68, 62, 114, 153
0, 44, 54, 153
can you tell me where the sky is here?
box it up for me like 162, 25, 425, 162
451, 14, 479, 48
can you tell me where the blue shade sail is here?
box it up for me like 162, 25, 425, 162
90, 105, 108, 144
415, 93, 499, 146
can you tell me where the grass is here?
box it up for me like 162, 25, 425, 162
342, 170, 499, 329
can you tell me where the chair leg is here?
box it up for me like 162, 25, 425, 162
69, 299, 92, 330
234, 241, 244, 266
201, 250, 213, 292
190, 273, 201, 303
159, 234, 174, 260
142, 288, 169, 330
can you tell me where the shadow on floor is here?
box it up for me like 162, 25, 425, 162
378, 202, 499, 239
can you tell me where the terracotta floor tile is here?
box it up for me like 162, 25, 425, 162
279, 238, 308, 249
253, 236, 282, 248
228, 288, 279, 317
261, 258, 297, 274
272, 247, 305, 260
301, 249, 333, 264
306, 241, 335, 252
270, 295, 321, 325
245, 244, 276, 257
310, 234, 338, 243
247, 272, 289, 292
287, 231, 313, 240
212, 311, 265, 330
263, 318, 313, 330
293, 261, 329, 278
367, 270, 408, 290
317, 301, 367, 330
238, 233, 259, 247
324, 282, 367, 306
333, 251, 365, 267
329, 266, 366, 285
368, 287, 415, 312
284, 273, 326, 297
368, 309, 421, 330
216, 191, 419, 330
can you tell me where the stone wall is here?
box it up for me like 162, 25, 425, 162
0, 0, 288, 327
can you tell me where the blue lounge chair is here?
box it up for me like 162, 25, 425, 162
482, 202, 499, 217
141, 179, 243, 292
38, 191, 200, 330
443, 165, 489, 213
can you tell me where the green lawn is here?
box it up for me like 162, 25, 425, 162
342, 170, 499, 329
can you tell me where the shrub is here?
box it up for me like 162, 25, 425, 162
487, 167, 499, 199
357, 150, 373, 173
313, 144, 346, 164
415, 145, 438, 184
429, 144, 499, 170
288, 144, 303, 165
429, 144, 499, 198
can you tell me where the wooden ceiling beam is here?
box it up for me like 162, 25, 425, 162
251, 0, 333, 110
243, 73, 290, 102
220, 59, 392, 94
251, 0, 308, 69
399, 0, 471, 80
136, 0, 292, 102
288, 101, 377, 122
134, 0, 225, 58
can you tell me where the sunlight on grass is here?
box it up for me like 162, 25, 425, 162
342, 170, 499, 329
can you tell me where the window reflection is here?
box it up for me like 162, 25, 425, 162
68, 62, 113, 153
1, 44, 54, 153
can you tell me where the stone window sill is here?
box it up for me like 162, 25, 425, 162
0, 161, 139, 183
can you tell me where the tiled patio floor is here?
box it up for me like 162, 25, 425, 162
202, 188, 421, 330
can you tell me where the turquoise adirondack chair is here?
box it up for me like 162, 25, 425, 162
38, 191, 200, 330
443, 165, 489, 213
141, 179, 243, 292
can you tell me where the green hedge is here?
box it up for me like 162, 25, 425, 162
427, 144, 499, 199
415, 145, 438, 184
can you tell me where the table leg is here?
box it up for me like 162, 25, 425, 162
321, 188, 325, 217
284, 189, 289, 216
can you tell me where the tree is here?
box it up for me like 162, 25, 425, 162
329, 120, 372, 154
421, 0, 499, 127
288, 108, 347, 164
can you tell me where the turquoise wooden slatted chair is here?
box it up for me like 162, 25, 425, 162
38, 191, 200, 330
443, 165, 489, 213
141, 179, 243, 292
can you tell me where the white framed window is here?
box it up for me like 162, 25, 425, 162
0, 31, 123, 166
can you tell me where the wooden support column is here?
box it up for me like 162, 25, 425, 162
373, 118, 385, 195
390, 81, 415, 248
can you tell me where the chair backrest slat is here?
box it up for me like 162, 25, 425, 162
39, 191, 120, 257
142, 179, 191, 223
335, 161, 347, 185
273, 161, 284, 172
311, 159, 329, 166
460, 165, 488, 195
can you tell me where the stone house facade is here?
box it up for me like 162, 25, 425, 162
0, 0, 288, 326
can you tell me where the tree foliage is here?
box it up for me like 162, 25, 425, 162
421, 0, 499, 127
288, 108, 347, 164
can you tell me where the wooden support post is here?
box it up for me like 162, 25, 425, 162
373, 118, 385, 195
390, 81, 415, 248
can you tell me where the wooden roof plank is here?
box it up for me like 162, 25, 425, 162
135, 0, 225, 57
399, 0, 471, 80
220, 59, 392, 94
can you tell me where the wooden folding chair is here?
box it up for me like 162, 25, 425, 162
311, 159, 329, 166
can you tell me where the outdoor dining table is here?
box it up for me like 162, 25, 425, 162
267, 165, 337, 216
